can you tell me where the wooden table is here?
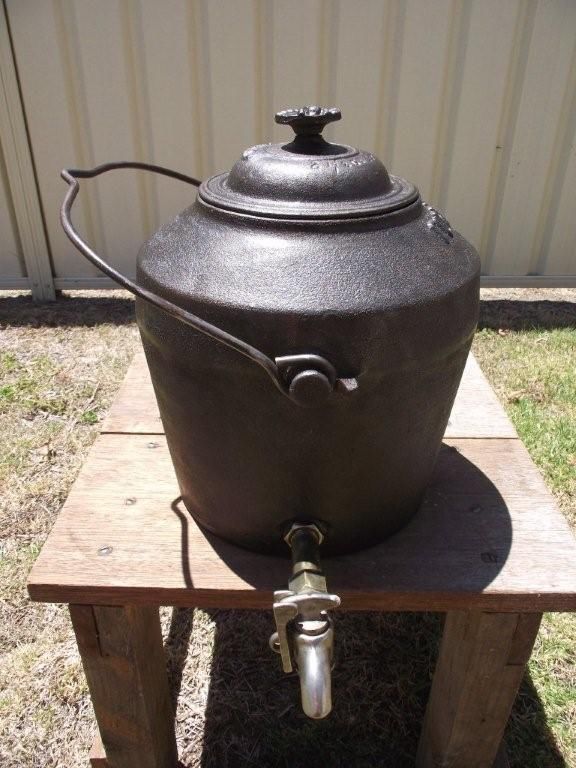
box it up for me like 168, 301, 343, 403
28, 351, 576, 768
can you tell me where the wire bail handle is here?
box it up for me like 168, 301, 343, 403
60, 162, 358, 406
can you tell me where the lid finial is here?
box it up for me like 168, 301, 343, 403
275, 106, 341, 137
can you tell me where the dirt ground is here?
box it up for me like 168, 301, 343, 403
0, 288, 574, 767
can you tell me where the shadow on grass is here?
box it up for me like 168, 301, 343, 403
1, 293, 574, 332
0, 293, 135, 327
164, 610, 565, 768
479, 300, 576, 331
165, 608, 195, 712
506, 673, 567, 768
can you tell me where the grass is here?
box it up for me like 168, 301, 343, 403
0, 289, 574, 767
0, 292, 139, 767
473, 325, 576, 766
474, 328, 576, 508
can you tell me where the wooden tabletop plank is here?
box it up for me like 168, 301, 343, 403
28, 433, 576, 611
101, 351, 518, 440
446, 355, 517, 439
100, 351, 163, 435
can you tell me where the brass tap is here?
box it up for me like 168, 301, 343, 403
269, 523, 340, 719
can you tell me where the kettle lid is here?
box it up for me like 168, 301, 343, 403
199, 106, 418, 220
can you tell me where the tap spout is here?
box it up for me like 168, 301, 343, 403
270, 522, 341, 719
293, 619, 334, 719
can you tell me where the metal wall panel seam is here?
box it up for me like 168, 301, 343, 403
0, 277, 30, 289
2, 0, 575, 287
480, 275, 576, 288
254, 0, 273, 145
186, 0, 213, 178
0, 116, 23, 275
319, 0, 339, 112
428, 0, 473, 211
0, 1, 54, 299
478, 0, 537, 275
529, 36, 576, 276
120, 0, 158, 236
52, 0, 106, 270
374, 0, 406, 166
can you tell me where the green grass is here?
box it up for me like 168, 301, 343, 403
0, 292, 574, 767
473, 327, 576, 766
0, 351, 98, 419
474, 329, 576, 516
0, 293, 140, 768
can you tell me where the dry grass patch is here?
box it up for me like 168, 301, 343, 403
473, 328, 576, 520
1, 289, 575, 767
474, 303, 576, 766
0, 291, 139, 766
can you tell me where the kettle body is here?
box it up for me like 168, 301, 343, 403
61, 106, 480, 555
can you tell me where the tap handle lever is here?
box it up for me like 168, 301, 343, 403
270, 593, 298, 672
270, 590, 341, 673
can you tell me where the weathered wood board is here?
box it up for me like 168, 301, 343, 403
28, 433, 576, 610
71, 605, 176, 768
28, 346, 575, 768
416, 611, 541, 768
29, 349, 576, 611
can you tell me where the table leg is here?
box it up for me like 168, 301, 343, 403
416, 611, 542, 768
70, 604, 178, 768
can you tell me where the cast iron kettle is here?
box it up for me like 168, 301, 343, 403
62, 106, 480, 718
62, 105, 480, 554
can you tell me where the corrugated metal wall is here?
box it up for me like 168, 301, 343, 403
0, 140, 24, 281
1, 0, 576, 293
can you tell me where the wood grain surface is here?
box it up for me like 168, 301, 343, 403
29, 349, 576, 610
28, 429, 576, 610
416, 611, 541, 768
70, 604, 177, 768
28, 347, 576, 768
88, 736, 107, 768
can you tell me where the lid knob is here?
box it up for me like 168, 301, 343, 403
275, 106, 341, 137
